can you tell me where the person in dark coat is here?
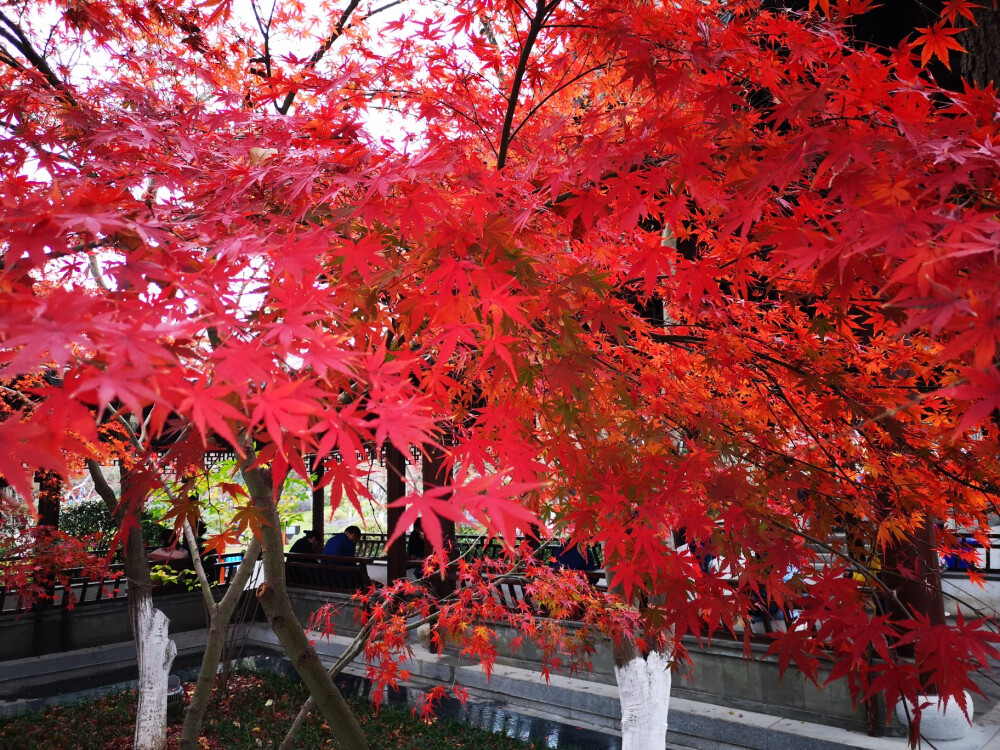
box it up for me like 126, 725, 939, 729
323, 525, 361, 558
551, 540, 599, 571
407, 518, 430, 560
289, 529, 321, 555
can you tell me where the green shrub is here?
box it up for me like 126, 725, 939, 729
59, 500, 167, 550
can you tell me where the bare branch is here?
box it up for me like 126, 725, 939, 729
275, 0, 363, 115
250, 0, 273, 79
0, 24, 22, 54
0, 44, 22, 71
362, 0, 407, 21
88, 255, 113, 292
496, 0, 560, 169
182, 518, 217, 610
0, 10, 74, 104
508, 61, 609, 143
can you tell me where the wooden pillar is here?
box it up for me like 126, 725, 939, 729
385, 445, 407, 585
881, 515, 945, 693
33, 470, 61, 655
423, 443, 455, 598
35, 469, 60, 530
883, 517, 946, 628
311, 463, 325, 543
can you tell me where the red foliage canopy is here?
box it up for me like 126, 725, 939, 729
2, 0, 1000, 714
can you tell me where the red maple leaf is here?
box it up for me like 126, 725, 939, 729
940, 0, 980, 24
913, 22, 967, 69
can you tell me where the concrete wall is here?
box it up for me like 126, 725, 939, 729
0, 585, 873, 735
0, 584, 357, 663
942, 578, 1000, 618
285, 587, 364, 636
281, 589, 871, 732
442, 620, 871, 733
675, 636, 870, 733
0, 589, 216, 662
0, 630, 209, 713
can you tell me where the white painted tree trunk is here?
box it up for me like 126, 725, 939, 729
132, 595, 177, 750
614, 647, 673, 750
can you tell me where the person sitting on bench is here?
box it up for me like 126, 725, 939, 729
323, 525, 361, 559
407, 518, 430, 560
289, 529, 322, 555
550, 539, 599, 571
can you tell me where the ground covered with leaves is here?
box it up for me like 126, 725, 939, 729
0, 671, 544, 749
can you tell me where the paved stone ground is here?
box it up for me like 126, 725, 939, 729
972, 655, 1000, 726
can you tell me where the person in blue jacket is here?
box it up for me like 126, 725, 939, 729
323, 525, 361, 558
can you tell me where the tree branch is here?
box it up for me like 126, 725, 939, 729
363, 0, 406, 21
275, 0, 363, 115
0, 43, 21, 73
88, 255, 113, 292
182, 518, 217, 611
508, 61, 609, 144
0, 10, 74, 105
496, 0, 558, 169
86, 459, 119, 514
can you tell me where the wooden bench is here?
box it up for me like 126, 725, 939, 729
284, 554, 373, 594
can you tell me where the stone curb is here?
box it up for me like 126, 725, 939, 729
248, 624, 1000, 750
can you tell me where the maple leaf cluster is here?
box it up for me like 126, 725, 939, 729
0, 524, 118, 609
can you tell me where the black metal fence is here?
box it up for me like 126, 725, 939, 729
354, 532, 604, 566
0, 563, 127, 616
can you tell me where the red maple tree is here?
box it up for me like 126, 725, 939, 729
2, 0, 1000, 748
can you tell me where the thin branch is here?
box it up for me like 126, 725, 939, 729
275, 0, 363, 115
853, 384, 966, 433
0, 383, 32, 408
0, 44, 22, 71
0, 10, 74, 104
361, 0, 407, 21
508, 61, 610, 144
102, 402, 143, 447
509, 0, 531, 20
250, 0, 274, 80
764, 372, 870, 497
86, 459, 119, 513
496, 0, 559, 169
766, 517, 899, 603
0, 23, 23, 52
182, 518, 217, 611
41, 21, 57, 59
648, 331, 707, 346
279, 537, 530, 749
88, 255, 113, 292
99, 400, 220, 604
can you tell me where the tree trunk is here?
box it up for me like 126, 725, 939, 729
605, 535, 675, 750
960, 6, 1000, 88
241, 462, 370, 750
88, 461, 175, 750
613, 639, 673, 750
132, 595, 177, 750
178, 536, 263, 750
